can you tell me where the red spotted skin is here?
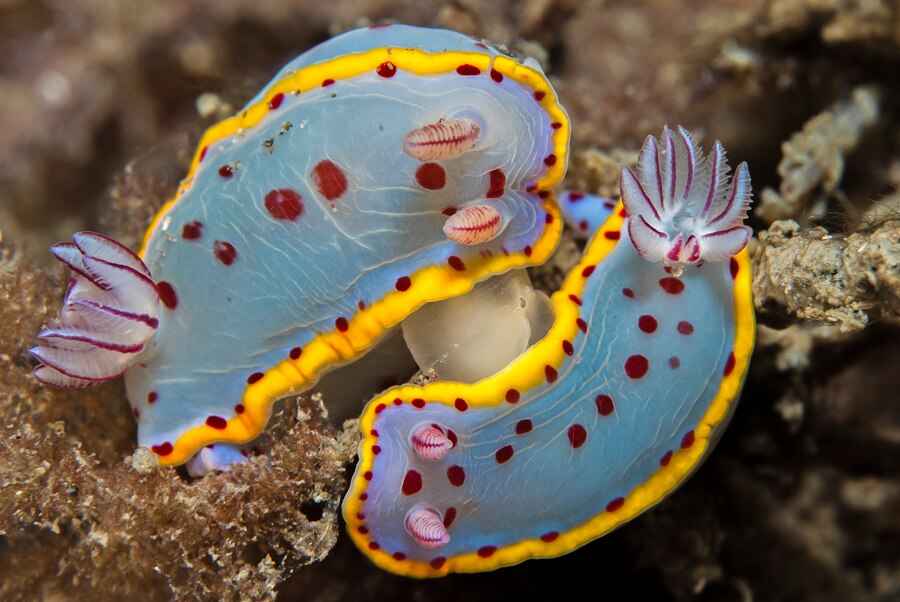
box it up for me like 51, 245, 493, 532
124, 24, 569, 468
344, 204, 754, 577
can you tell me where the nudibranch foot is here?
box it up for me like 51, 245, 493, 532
32, 232, 159, 387
622, 125, 752, 269
559, 190, 618, 240
344, 126, 754, 577
185, 442, 261, 477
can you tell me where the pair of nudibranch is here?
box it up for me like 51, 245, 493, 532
31, 25, 753, 577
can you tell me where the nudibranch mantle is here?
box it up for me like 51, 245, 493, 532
31, 25, 570, 467
343, 127, 754, 576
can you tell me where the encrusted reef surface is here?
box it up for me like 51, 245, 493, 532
1, 0, 898, 600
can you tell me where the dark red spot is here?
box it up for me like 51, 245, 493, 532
235, 404, 245, 414
538, 190, 550, 199
214, 240, 237, 265
606, 497, 625, 512
264, 188, 303, 221
372, 445, 381, 455
289, 347, 302, 360
156, 281, 178, 309
541, 531, 559, 542
568, 294, 582, 306
359, 493, 368, 501
415, 162, 446, 190
582, 265, 595, 277
206, 415, 227, 430
446, 429, 458, 447
576, 318, 588, 333
545, 365, 558, 383
441, 206, 457, 216
402, 470, 422, 495
625, 355, 649, 379
490, 68, 503, 82
454, 398, 468, 412
218, 164, 234, 179
364, 471, 373, 481
368, 542, 380, 551
544, 154, 556, 166
335, 317, 349, 332
659, 277, 685, 294
448, 255, 466, 271
495, 445, 514, 464
515, 419, 532, 435
730, 257, 739, 279
390, 397, 400, 406
681, 430, 696, 449
247, 372, 264, 384
322, 78, 335, 87
456, 64, 481, 76
268, 92, 284, 109
393, 552, 406, 561
477, 546, 497, 558
151, 442, 173, 456
370, 429, 378, 437
604, 230, 621, 240
395, 276, 411, 292
524, 245, 533, 257
430, 557, 446, 570
505, 389, 520, 404
443, 507, 457, 527
669, 356, 681, 369
447, 465, 465, 487
596, 394, 614, 416
358, 300, 366, 310
412, 398, 425, 409
486, 168, 506, 198
358, 526, 368, 534
660, 450, 673, 466
132, 407, 140, 420
638, 315, 658, 333
198, 146, 208, 162
376, 62, 396, 77
545, 213, 554, 224
567, 424, 588, 448
724, 352, 736, 376
534, 91, 546, 101
148, 391, 158, 404
312, 159, 348, 201
677, 321, 694, 335
619, 208, 627, 218
525, 184, 538, 193
562, 340, 574, 356
374, 403, 386, 414
568, 191, 585, 202
622, 287, 635, 298
551, 122, 562, 129
181, 221, 202, 240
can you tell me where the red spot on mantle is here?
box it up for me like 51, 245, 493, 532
264, 189, 303, 221
156, 281, 178, 310
447, 465, 465, 487
415, 163, 446, 190
486, 168, 506, 198
724, 352, 736, 376
395, 276, 411, 292
659, 277, 685, 294
213, 240, 237, 266
151, 442, 173, 456
456, 64, 481, 76
376, 62, 396, 77
401, 470, 423, 495
625, 355, 649, 379
206, 415, 227, 430
312, 159, 348, 201
567, 424, 588, 448
495, 445, 514, 464
181, 221, 202, 240
267, 92, 284, 109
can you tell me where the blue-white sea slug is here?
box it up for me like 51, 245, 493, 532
343, 125, 755, 576
31, 25, 570, 470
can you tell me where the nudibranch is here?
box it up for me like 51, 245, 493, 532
343, 126, 755, 576
559, 189, 617, 240
30, 25, 570, 469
